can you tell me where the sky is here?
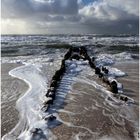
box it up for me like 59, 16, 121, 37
1, 0, 139, 34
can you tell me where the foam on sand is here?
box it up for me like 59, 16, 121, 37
2, 55, 138, 140
2, 59, 90, 140
2, 64, 49, 140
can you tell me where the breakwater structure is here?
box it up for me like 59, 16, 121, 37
27, 46, 135, 139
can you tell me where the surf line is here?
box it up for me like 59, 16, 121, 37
21, 46, 133, 139
45, 46, 132, 121
42, 46, 134, 114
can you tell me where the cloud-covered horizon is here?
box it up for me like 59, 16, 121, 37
1, 0, 139, 34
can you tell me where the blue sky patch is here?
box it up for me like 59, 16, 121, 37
82, 0, 97, 5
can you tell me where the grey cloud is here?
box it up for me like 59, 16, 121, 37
79, 0, 139, 21
80, 19, 139, 34
78, 0, 139, 34
2, 0, 78, 19
1, 0, 139, 34
2, 0, 34, 18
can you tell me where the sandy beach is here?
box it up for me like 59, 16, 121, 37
52, 61, 139, 140
1, 63, 29, 137
1, 61, 139, 140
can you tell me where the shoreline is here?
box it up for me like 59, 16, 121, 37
1, 63, 29, 137
2, 63, 48, 140
1, 60, 139, 140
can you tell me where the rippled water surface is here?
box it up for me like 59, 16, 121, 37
1, 34, 139, 140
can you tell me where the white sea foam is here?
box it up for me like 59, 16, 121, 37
76, 77, 134, 105
95, 54, 115, 67
2, 64, 50, 140
95, 52, 135, 68
1, 49, 136, 70
108, 67, 126, 77
2, 59, 91, 140
113, 52, 133, 61
2, 47, 138, 139
2, 35, 138, 48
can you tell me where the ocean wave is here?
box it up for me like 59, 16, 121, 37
1, 34, 138, 50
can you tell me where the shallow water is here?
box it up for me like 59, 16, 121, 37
1, 34, 139, 140
52, 61, 139, 140
1, 63, 29, 136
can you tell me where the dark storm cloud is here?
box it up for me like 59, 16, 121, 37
2, 0, 78, 18
2, 0, 34, 18
1, 0, 139, 34
80, 19, 139, 34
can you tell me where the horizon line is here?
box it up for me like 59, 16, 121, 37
1, 33, 138, 36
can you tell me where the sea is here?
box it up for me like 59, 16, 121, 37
1, 34, 139, 140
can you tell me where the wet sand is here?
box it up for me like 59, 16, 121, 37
1, 63, 29, 137
1, 61, 139, 140
52, 61, 139, 140
114, 61, 139, 103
